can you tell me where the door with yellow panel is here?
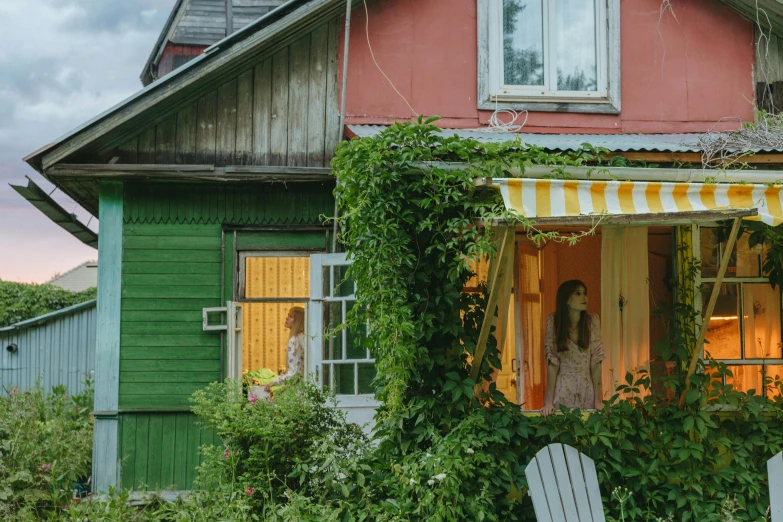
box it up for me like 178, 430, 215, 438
239, 253, 311, 378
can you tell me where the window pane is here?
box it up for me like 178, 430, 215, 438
335, 363, 355, 395
726, 365, 763, 395
503, 0, 544, 86
323, 301, 343, 360
358, 363, 377, 394
322, 364, 331, 391
743, 283, 782, 359
243, 302, 306, 374
346, 301, 367, 359
336, 265, 353, 297
734, 233, 761, 277
702, 283, 741, 359
555, 0, 597, 91
765, 365, 783, 398
700, 228, 720, 278
245, 256, 309, 298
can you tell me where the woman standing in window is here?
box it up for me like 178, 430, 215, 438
266, 306, 305, 391
541, 280, 605, 416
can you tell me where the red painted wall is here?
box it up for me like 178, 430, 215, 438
157, 44, 208, 80
341, 0, 755, 133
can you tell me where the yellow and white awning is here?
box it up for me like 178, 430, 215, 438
494, 178, 783, 226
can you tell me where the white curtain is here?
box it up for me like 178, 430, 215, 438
601, 227, 651, 398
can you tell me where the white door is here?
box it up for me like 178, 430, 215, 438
309, 253, 379, 431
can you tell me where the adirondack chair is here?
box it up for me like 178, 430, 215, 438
769, 452, 783, 521
524, 443, 606, 522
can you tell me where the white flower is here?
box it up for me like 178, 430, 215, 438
427, 479, 435, 486
336, 472, 347, 480
425, 452, 432, 458
310, 465, 318, 473
433, 473, 447, 482
466, 448, 475, 454
409, 478, 416, 485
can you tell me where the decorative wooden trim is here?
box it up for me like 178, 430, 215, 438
93, 180, 123, 492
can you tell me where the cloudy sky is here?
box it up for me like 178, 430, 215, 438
0, 0, 176, 283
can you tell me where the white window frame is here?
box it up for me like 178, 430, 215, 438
477, 0, 621, 114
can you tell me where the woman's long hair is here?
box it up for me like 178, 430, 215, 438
554, 280, 590, 352
288, 306, 305, 338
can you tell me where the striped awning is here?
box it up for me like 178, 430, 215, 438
494, 178, 783, 226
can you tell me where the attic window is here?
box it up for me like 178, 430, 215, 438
477, 0, 620, 114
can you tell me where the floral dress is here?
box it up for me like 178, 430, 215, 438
272, 333, 304, 385
544, 313, 605, 409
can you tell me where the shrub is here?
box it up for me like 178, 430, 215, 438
0, 384, 93, 520
0, 280, 96, 328
190, 377, 368, 504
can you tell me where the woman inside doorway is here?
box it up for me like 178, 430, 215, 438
265, 306, 305, 391
541, 280, 605, 415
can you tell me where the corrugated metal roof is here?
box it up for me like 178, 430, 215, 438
347, 125, 783, 153
10, 177, 98, 248
0, 300, 96, 333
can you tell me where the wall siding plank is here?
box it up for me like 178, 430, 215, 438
137, 128, 156, 164
252, 58, 272, 165
270, 48, 289, 166
216, 79, 238, 167
236, 70, 254, 164
287, 34, 311, 167
173, 414, 190, 489
196, 92, 217, 164
160, 415, 177, 488
120, 360, 221, 373
133, 414, 150, 488
307, 24, 329, 167
325, 18, 341, 161
175, 103, 198, 164
120, 414, 137, 489
155, 116, 177, 164
147, 414, 164, 487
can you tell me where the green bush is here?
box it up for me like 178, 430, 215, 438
190, 377, 368, 504
0, 280, 96, 328
0, 384, 93, 520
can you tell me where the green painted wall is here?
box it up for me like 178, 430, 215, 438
117, 181, 333, 489
119, 412, 219, 490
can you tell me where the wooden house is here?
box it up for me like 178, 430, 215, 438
18, 0, 783, 493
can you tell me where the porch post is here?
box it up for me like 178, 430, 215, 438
469, 226, 515, 383
678, 217, 741, 408
92, 180, 123, 491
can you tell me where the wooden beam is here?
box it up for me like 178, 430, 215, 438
46, 164, 334, 182
469, 226, 514, 382
678, 216, 742, 409
491, 208, 758, 227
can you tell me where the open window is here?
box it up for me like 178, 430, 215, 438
477, 0, 620, 113
697, 226, 783, 397
309, 253, 379, 427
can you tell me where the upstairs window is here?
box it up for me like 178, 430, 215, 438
478, 0, 620, 113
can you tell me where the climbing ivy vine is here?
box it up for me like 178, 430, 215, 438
332, 117, 631, 412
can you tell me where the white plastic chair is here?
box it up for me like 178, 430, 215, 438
524, 443, 606, 522
768, 452, 783, 521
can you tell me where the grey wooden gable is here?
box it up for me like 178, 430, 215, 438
170, 0, 289, 46
25, 0, 355, 218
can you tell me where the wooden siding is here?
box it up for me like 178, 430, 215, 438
0, 303, 96, 396
119, 412, 218, 490
108, 22, 340, 170
123, 182, 333, 225
120, 221, 223, 410
119, 183, 332, 410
